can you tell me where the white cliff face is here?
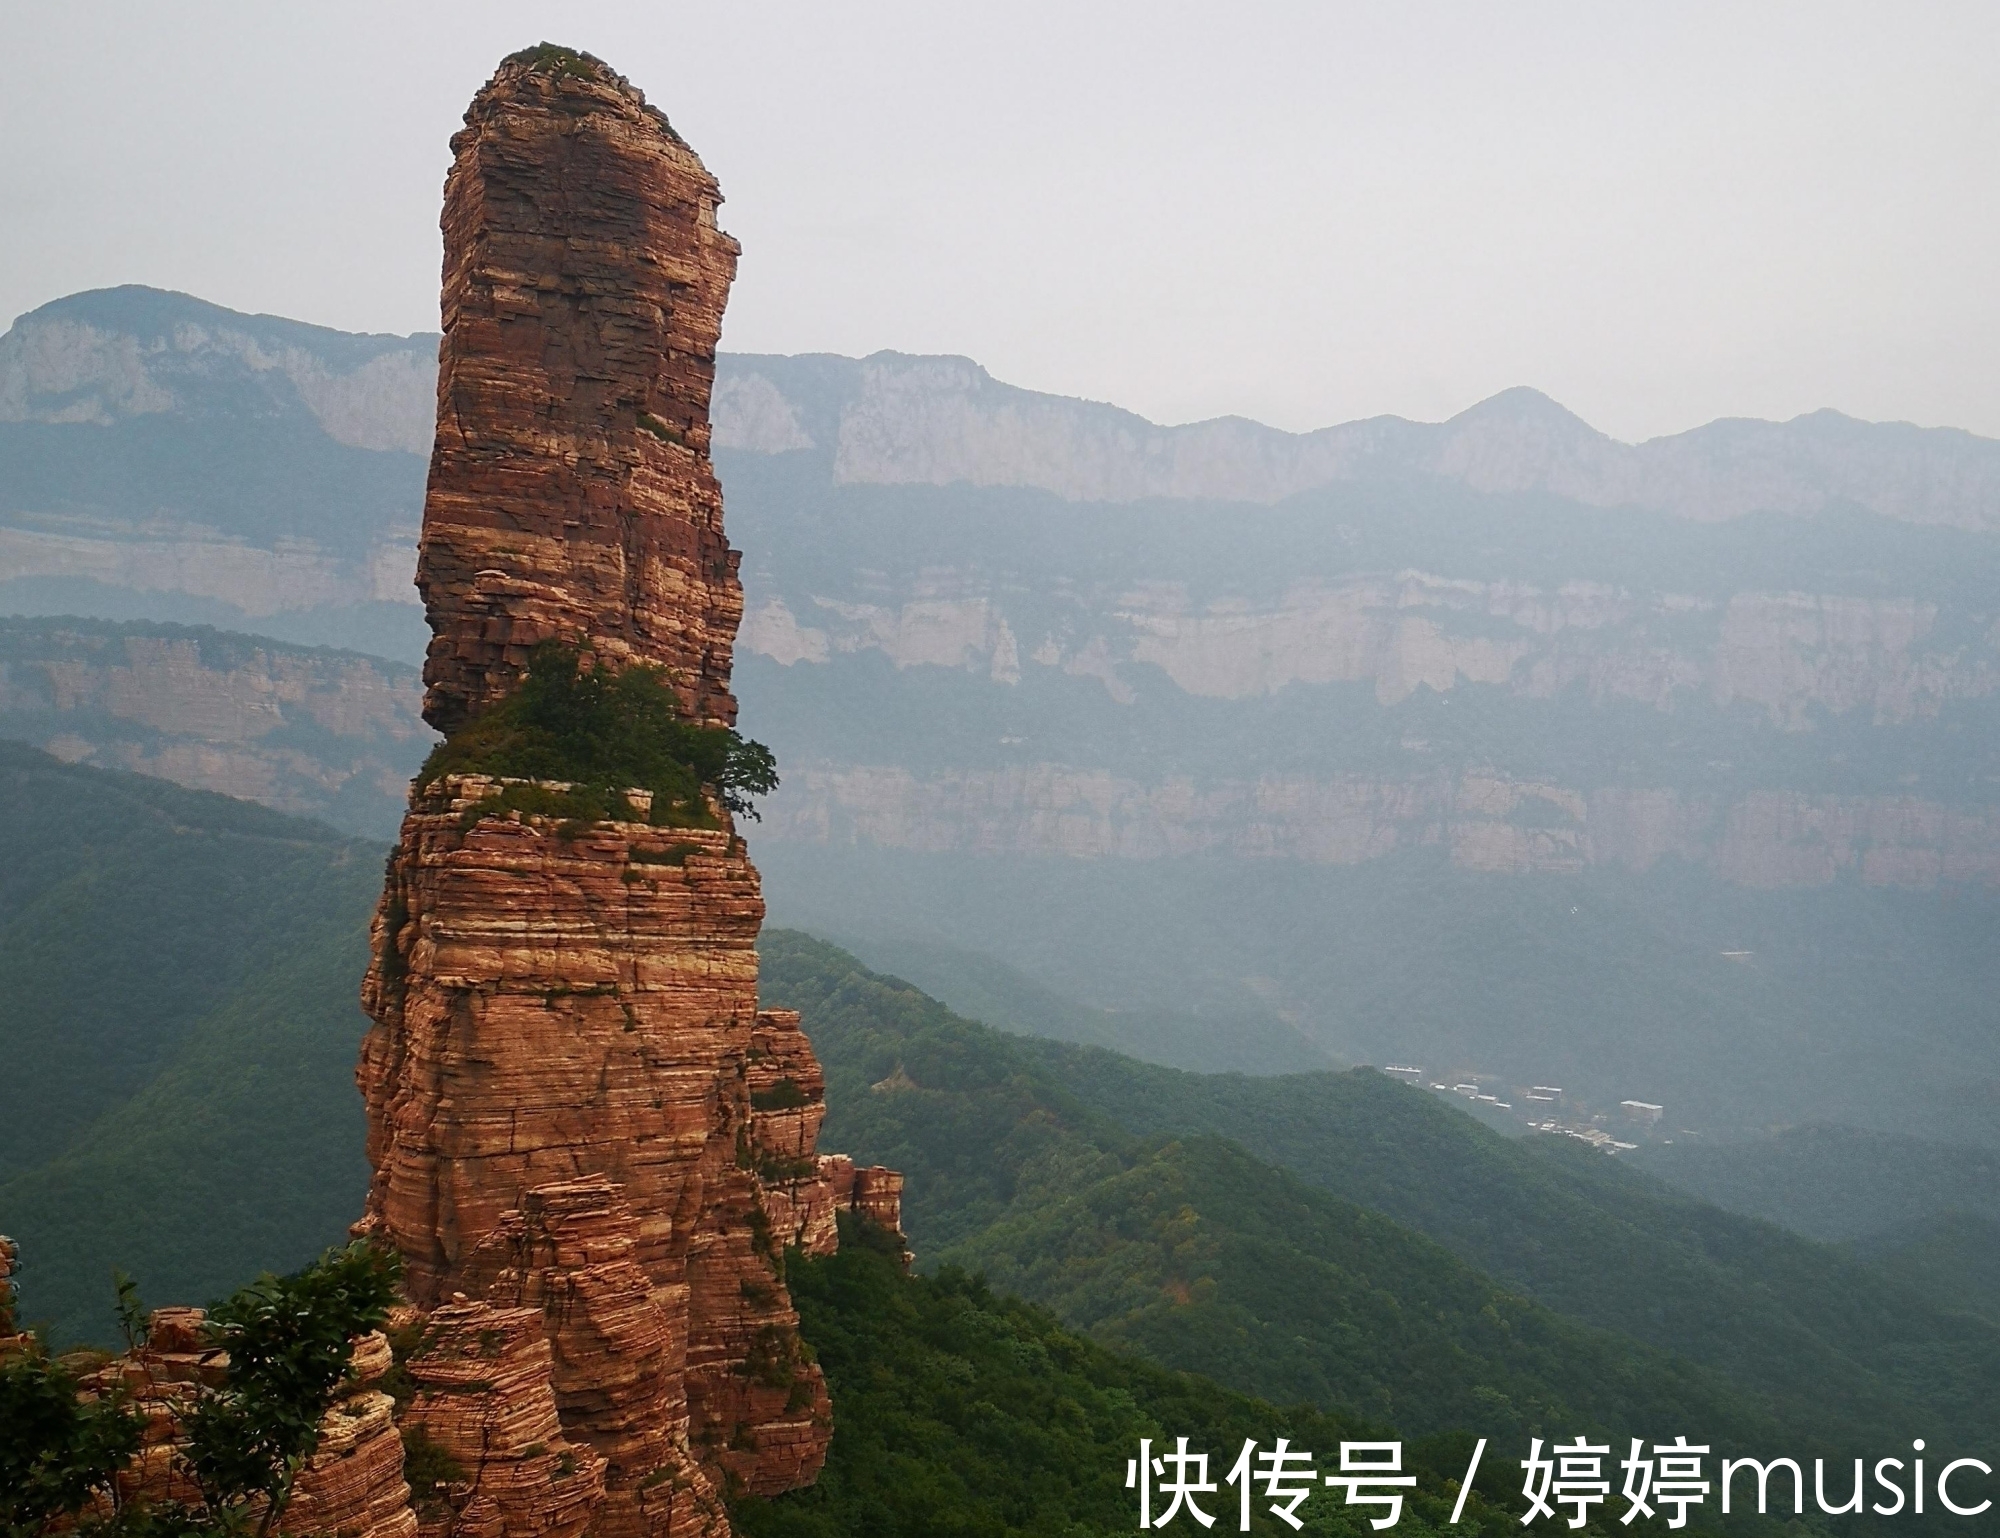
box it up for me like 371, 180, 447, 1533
760, 763, 2000, 889
740, 570, 1999, 726
717, 357, 2000, 530
6, 291, 1996, 646
0, 623, 431, 837
8, 290, 2000, 890
0, 305, 438, 453
744, 595, 1010, 673
0, 290, 434, 629
735, 559, 2000, 888
712, 371, 815, 453
0, 522, 421, 617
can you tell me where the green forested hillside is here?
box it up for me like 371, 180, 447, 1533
1846, 1212, 2000, 1328
760, 933, 1794, 1448
800, 924, 1335, 1075
760, 847, 2000, 1148
759, 930, 2000, 1462
0, 743, 380, 1344
1005, 1034, 2000, 1454
735, 1225, 1553, 1538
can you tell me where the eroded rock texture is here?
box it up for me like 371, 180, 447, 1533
59, 1307, 417, 1538
414, 48, 743, 735
354, 46, 900, 1538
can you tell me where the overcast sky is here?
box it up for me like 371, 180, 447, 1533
4, 1, 1995, 441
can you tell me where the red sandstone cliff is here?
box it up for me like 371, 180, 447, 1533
350, 45, 896, 1538
413, 46, 743, 736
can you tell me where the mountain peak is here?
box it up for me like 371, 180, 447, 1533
1447, 386, 1603, 438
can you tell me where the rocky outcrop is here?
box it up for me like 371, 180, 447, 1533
354, 45, 900, 1538
281, 1329, 419, 1538
356, 777, 899, 1514
412, 52, 743, 734
399, 1301, 608, 1538
0, 1233, 23, 1350
60, 1307, 418, 1538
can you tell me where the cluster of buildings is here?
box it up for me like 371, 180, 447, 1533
1378, 1065, 1674, 1154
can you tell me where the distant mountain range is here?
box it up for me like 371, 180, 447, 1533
4, 284, 1998, 1146
718, 351, 2000, 527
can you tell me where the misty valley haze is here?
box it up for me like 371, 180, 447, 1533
1, 285, 1996, 1144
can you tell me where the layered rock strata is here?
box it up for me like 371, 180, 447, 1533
354, 45, 899, 1538
0, 1233, 25, 1351
63, 1305, 418, 1538
414, 49, 743, 735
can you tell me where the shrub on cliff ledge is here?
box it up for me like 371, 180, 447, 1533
421, 644, 778, 826
2, 1242, 400, 1538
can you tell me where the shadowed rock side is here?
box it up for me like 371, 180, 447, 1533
415, 48, 744, 735
354, 46, 899, 1538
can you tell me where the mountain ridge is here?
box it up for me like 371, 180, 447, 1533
9, 285, 1996, 524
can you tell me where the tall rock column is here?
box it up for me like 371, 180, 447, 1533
414, 43, 743, 736
355, 47, 901, 1537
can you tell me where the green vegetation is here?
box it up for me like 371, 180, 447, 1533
759, 929, 2000, 1469
758, 843, 2000, 1147
1, 1351, 141, 1538
1011, 1036, 2000, 1452
3, 1242, 399, 1538
735, 1220, 1553, 1538
396, 1425, 465, 1521
502, 42, 605, 80
1846, 1211, 2000, 1328
420, 643, 777, 826
757, 933, 1781, 1445
805, 926, 1336, 1075
0, 744, 380, 1346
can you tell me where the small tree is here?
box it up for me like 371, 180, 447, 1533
182, 1242, 402, 1536
0, 1350, 144, 1538
0, 1242, 401, 1538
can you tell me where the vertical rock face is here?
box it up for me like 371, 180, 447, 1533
415, 45, 743, 736
355, 46, 901, 1538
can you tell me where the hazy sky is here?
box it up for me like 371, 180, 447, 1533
4, 1, 1995, 441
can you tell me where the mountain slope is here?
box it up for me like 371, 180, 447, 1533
807, 924, 1335, 1075
719, 350, 2000, 527
8, 287, 2000, 1139
762, 848, 2000, 1144
734, 1229, 1538, 1538
1634, 1125, 2000, 1243
0, 742, 381, 1342
759, 931, 1863, 1449
1003, 1035, 2000, 1453
0, 286, 431, 657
